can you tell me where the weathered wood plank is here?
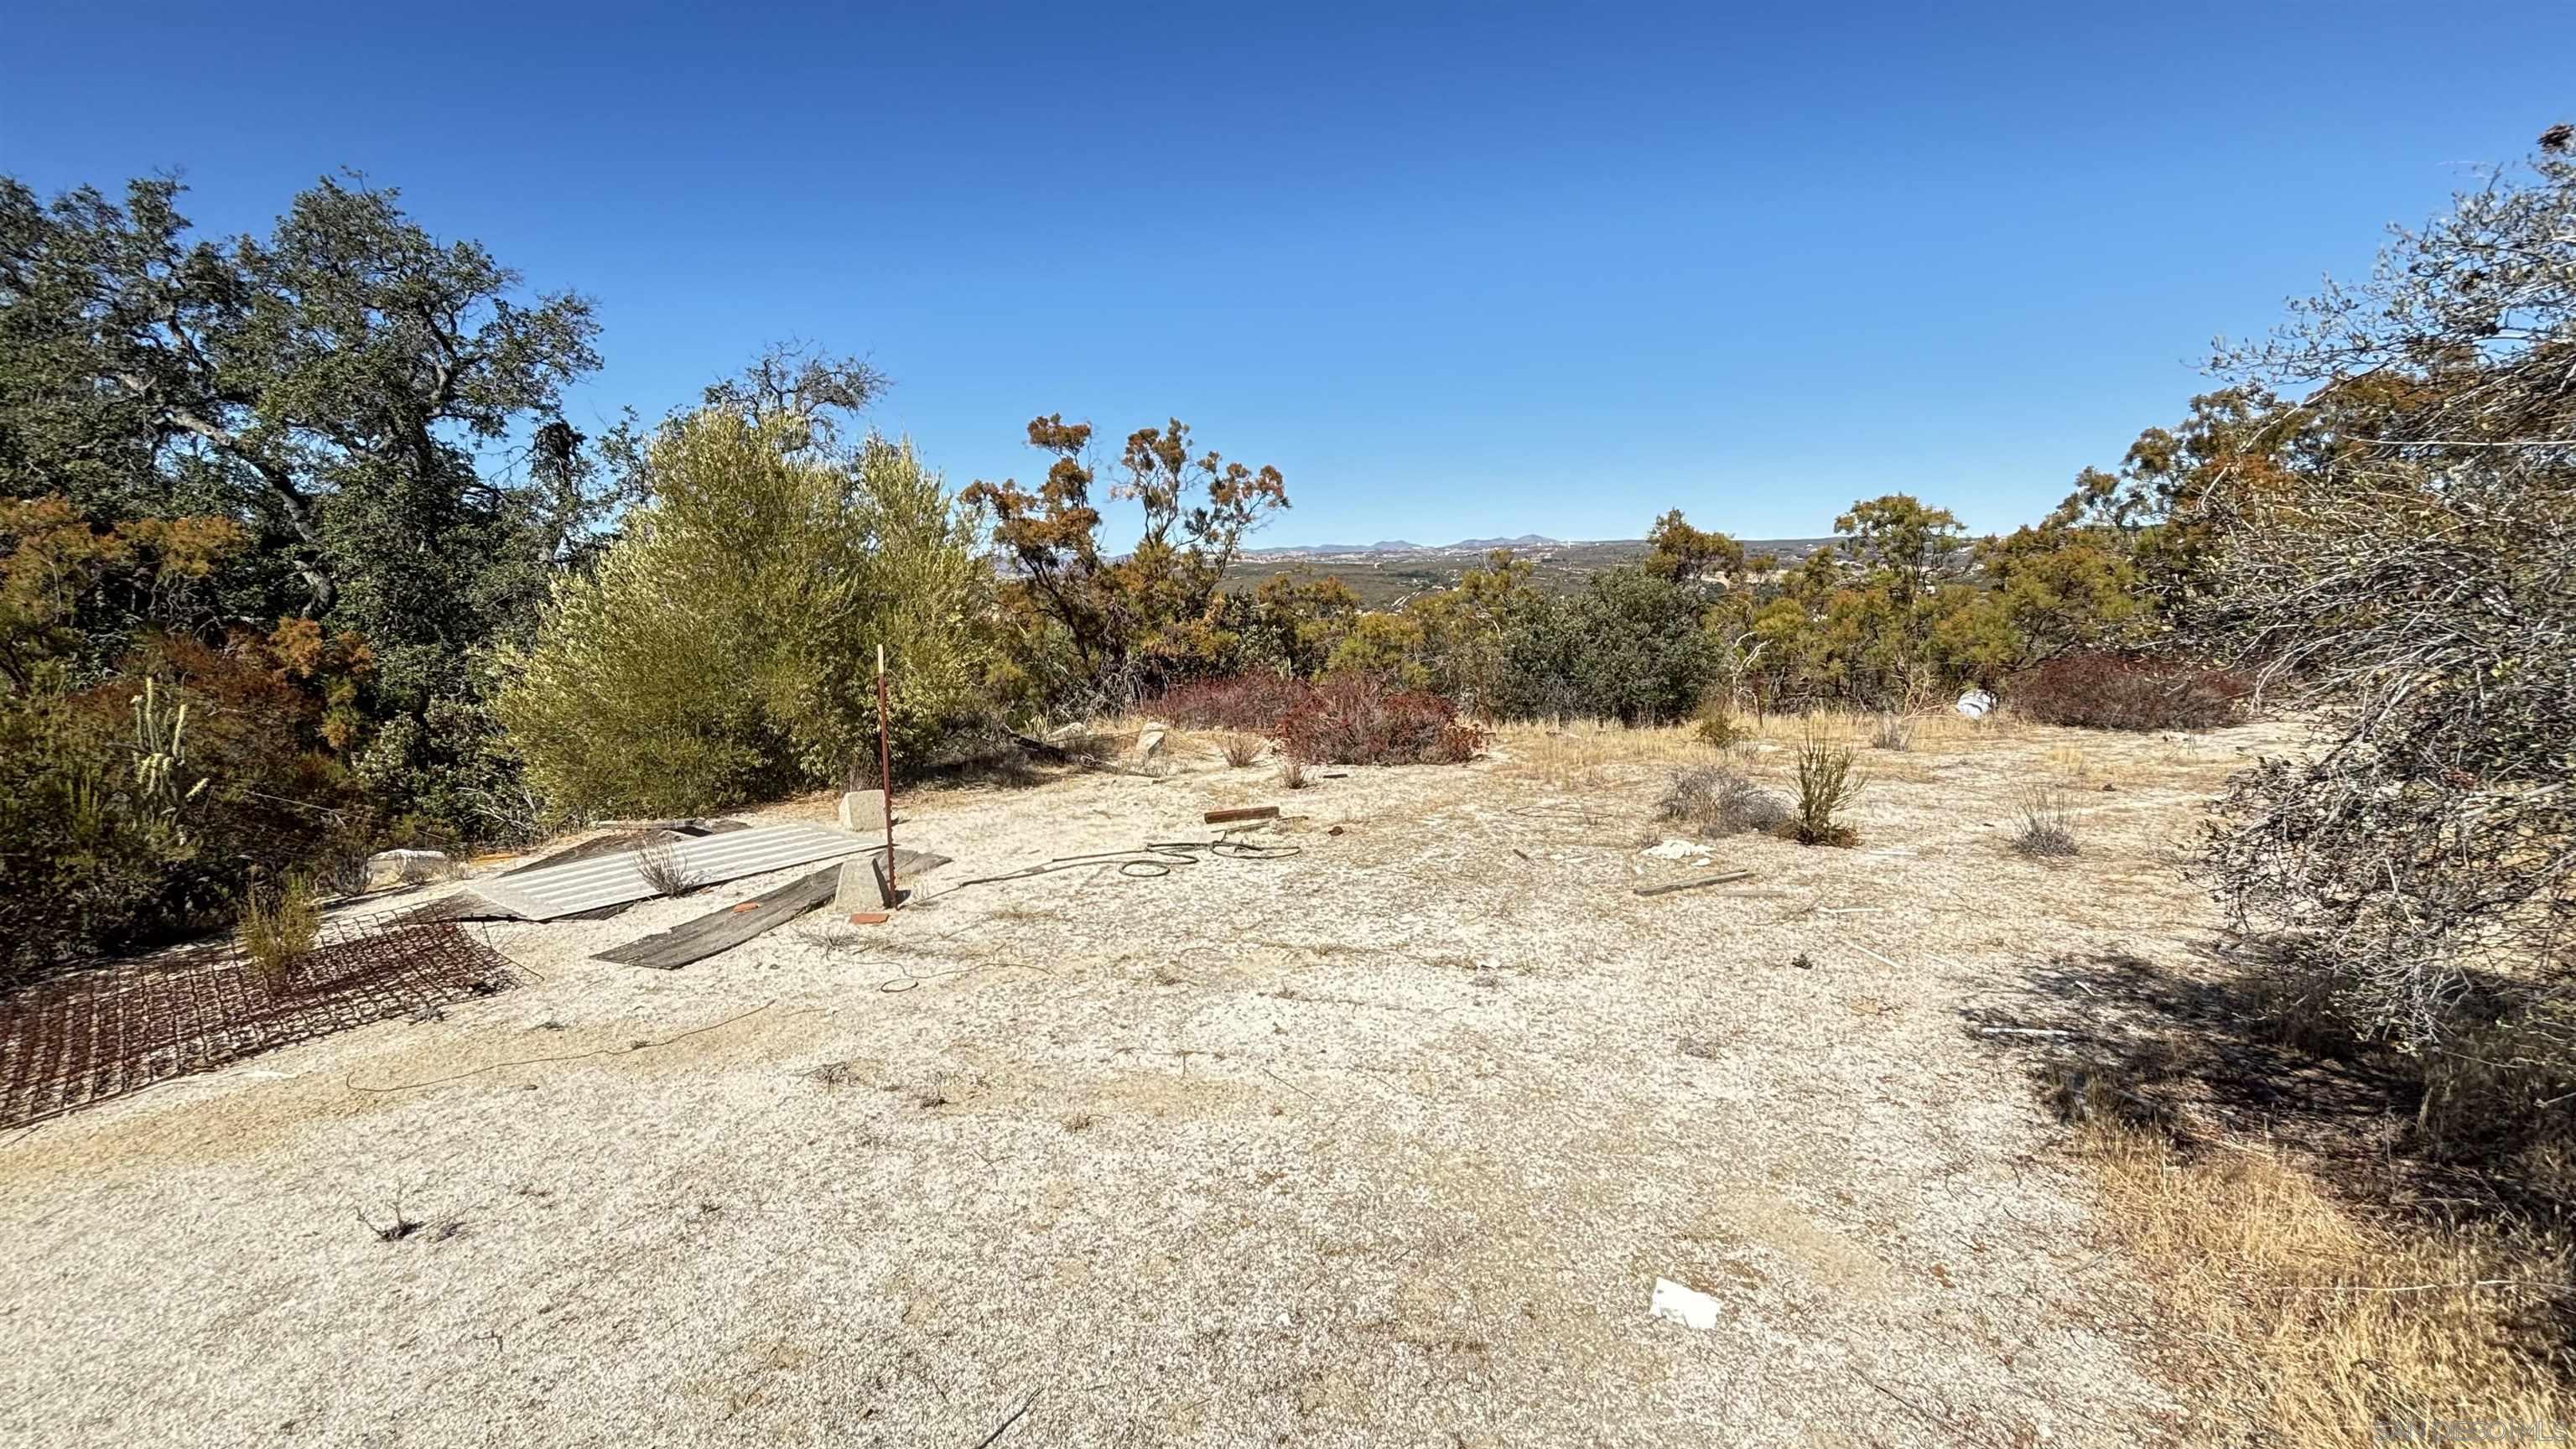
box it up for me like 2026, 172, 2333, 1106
1204, 806, 1280, 824
1633, 869, 1753, 897
595, 866, 841, 969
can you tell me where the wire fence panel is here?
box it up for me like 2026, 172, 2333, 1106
0, 910, 526, 1131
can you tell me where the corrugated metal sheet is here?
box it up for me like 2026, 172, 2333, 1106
474, 824, 878, 922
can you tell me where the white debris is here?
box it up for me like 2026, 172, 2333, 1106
1642, 839, 1711, 861
1956, 688, 1997, 719
1649, 1277, 1723, 1330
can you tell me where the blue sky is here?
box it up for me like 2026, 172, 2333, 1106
6, 1, 2565, 546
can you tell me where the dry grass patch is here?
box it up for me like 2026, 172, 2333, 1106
2011, 785, 2080, 858
635, 839, 704, 897
1490, 718, 1705, 789
2073, 1112, 2574, 1446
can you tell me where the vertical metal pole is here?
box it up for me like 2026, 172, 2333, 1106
875, 643, 896, 901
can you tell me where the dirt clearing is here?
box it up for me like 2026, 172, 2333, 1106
0, 716, 2290, 1446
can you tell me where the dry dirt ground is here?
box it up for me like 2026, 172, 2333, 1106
0, 712, 2300, 1447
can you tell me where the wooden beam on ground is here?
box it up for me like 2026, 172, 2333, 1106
595, 866, 841, 969
1204, 805, 1280, 824
1633, 870, 1753, 898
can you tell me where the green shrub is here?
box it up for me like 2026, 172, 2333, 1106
496, 413, 1000, 819
1485, 569, 1724, 724
1779, 727, 1863, 846
0, 692, 190, 980
1695, 706, 1746, 750
236, 874, 321, 993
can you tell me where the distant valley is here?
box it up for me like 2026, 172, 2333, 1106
1226, 534, 1840, 607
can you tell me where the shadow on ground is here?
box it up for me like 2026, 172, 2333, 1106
1966, 943, 2435, 1204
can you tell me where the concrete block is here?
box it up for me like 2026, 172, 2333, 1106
366, 849, 452, 890
834, 854, 897, 912
839, 789, 887, 833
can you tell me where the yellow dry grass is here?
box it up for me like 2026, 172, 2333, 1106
2074, 1108, 2573, 1446
1485, 706, 2018, 789
1485, 718, 1706, 789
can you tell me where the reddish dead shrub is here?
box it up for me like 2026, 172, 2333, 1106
2008, 653, 2251, 731
1153, 673, 1481, 766
1280, 673, 1483, 766
1153, 673, 1316, 735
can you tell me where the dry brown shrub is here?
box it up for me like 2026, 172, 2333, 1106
2011, 785, 2080, 858
1656, 765, 1788, 838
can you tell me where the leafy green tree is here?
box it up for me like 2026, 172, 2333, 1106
1642, 508, 1745, 584
496, 410, 997, 819
1228, 569, 1362, 677
0, 172, 605, 834
1342, 549, 1543, 706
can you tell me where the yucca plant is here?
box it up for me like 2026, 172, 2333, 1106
130, 678, 209, 841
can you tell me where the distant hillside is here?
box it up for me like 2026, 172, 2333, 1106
1238, 533, 1561, 559
1225, 535, 1840, 608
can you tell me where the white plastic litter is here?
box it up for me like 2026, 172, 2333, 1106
1649, 1277, 1722, 1330
1642, 839, 1711, 861
1955, 688, 1997, 719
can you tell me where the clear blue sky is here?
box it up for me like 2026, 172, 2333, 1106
5, 1, 2565, 546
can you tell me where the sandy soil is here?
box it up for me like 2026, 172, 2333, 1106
0, 714, 2297, 1446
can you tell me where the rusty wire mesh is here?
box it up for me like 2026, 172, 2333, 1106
0, 909, 527, 1130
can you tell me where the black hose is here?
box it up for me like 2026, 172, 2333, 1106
923, 837, 1302, 896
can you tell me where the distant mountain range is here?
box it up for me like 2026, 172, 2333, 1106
1241, 533, 1566, 558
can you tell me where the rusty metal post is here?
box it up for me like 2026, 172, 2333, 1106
875, 644, 896, 900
